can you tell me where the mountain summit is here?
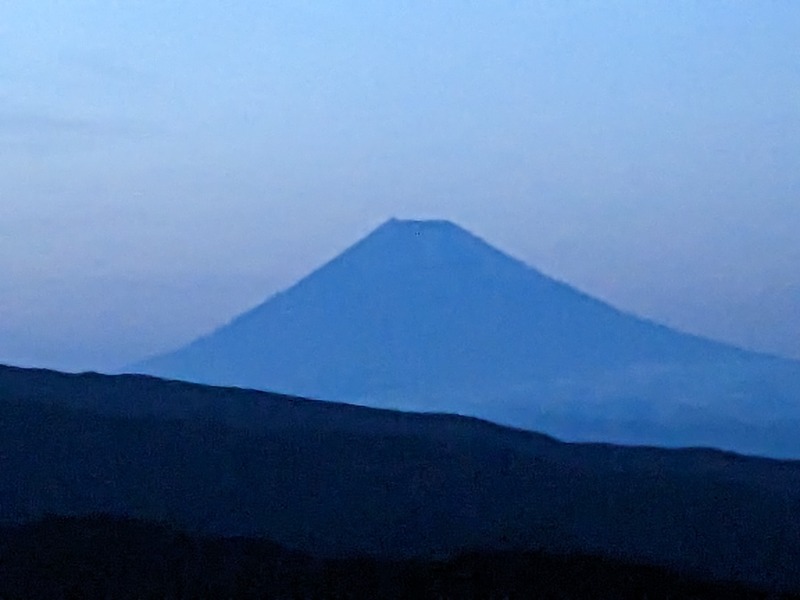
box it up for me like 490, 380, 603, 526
129, 219, 800, 457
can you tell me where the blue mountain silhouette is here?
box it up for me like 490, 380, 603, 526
128, 218, 800, 457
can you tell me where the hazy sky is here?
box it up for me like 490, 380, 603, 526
2, 1, 799, 371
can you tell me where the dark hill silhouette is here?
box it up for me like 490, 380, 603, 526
0, 515, 789, 599
2, 364, 800, 591
127, 218, 800, 457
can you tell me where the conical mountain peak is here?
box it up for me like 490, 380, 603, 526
378, 217, 468, 232
363, 217, 490, 246
127, 218, 798, 458
333, 217, 529, 278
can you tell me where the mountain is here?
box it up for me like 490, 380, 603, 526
0, 515, 783, 599
2, 364, 800, 592
127, 218, 800, 457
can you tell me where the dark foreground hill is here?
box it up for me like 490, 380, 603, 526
0, 515, 790, 599
128, 218, 800, 458
1, 364, 800, 592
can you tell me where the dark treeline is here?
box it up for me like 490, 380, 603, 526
0, 515, 794, 599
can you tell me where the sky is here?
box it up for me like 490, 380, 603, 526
1, 1, 799, 372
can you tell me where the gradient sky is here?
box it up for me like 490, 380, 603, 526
2, 1, 799, 371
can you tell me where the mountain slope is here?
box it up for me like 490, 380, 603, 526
127, 219, 800, 456
2, 364, 800, 591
